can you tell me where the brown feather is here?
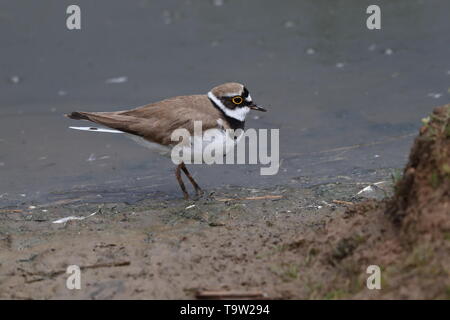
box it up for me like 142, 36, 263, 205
68, 95, 230, 146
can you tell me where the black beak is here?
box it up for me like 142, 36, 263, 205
249, 103, 267, 112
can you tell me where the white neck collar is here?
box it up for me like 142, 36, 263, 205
207, 91, 250, 122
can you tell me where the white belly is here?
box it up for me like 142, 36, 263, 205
128, 129, 242, 164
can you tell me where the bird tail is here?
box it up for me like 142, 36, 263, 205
65, 111, 90, 120
65, 110, 138, 135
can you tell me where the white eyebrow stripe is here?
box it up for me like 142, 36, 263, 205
222, 92, 242, 97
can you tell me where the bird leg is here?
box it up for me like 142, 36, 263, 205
180, 162, 203, 197
175, 163, 189, 200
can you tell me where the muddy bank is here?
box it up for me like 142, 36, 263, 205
0, 181, 383, 299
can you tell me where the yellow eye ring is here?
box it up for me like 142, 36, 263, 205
232, 96, 243, 105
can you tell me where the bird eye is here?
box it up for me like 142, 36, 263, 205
232, 96, 243, 105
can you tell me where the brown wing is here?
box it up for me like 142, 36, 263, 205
66, 95, 226, 145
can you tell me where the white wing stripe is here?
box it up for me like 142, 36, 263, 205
69, 126, 124, 133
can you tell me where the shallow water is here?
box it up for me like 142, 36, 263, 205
1, 0, 449, 206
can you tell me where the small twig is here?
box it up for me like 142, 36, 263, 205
23, 261, 131, 283
196, 290, 267, 300
0, 209, 23, 214
81, 261, 131, 270
217, 195, 283, 202
332, 200, 354, 206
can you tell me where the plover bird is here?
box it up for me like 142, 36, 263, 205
66, 82, 266, 199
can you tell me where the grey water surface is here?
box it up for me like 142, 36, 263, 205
0, 0, 449, 206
